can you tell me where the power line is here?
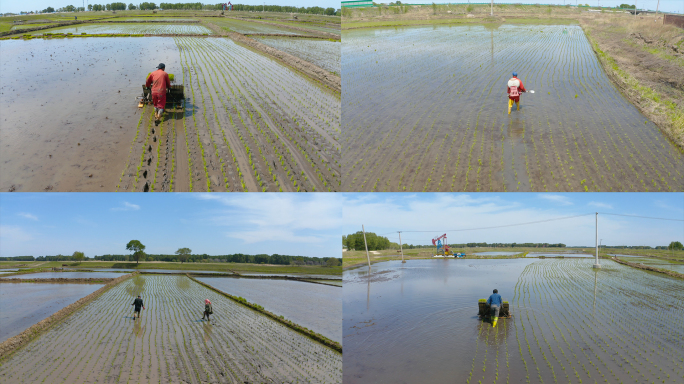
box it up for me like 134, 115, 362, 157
367, 211, 683, 236
394, 213, 595, 233
597, 212, 684, 222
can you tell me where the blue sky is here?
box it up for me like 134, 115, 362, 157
0, 193, 341, 258
342, 193, 684, 247
0, 1, 340, 14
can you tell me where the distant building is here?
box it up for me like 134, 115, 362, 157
342, 0, 375, 8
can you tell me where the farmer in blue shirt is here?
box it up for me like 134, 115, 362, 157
486, 289, 502, 327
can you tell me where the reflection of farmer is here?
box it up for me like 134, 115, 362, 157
145, 63, 170, 126
486, 289, 502, 327
132, 295, 145, 320
507, 72, 526, 115
202, 299, 213, 321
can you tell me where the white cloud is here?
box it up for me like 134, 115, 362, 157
194, 193, 342, 246
588, 201, 613, 209
111, 202, 141, 211
227, 228, 327, 244
0, 225, 33, 242
17, 212, 38, 221
538, 194, 573, 206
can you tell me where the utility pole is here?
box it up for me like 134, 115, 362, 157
490, 0, 493, 16
362, 225, 371, 269
398, 231, 405, 263
635, 0, 637, 19
655, 0, 660, 21
594, 213, 601, 269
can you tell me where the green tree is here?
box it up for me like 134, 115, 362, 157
126, 240, 146, 265
72, 251, 85, 262
128, 3, 137, 10
344, 231, 392, 251
326, 258, 340, 267
175, 247, 191, 263
668, 241, 683, 250
43, 6, 55, 12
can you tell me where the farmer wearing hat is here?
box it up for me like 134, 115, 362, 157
507, 72, 526, 115
132, 294, 145, 320
202, 299, 213, 321
145, 63, 171, 125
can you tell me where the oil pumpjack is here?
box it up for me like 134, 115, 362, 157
432, 234, 465, 258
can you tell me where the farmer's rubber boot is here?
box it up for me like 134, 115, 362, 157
493, 317, 498, 327
516, 101, 520, 111
508, 99, 513, 115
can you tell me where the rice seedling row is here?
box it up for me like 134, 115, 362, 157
33, 23, 213, 36
468, 259, 684, 383
211, 18, 314, 36
0, 275, 342, 383
342, 25, 684, 192
256, 37, 341, 74
114, 36, 339, 192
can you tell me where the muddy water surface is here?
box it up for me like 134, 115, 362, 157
342, 25, 684, 192
197, 277, 342, 342
344, 258, 684, 383
7, 272, 122, 279
0, 282, 102, 341
0, 38, 179, 191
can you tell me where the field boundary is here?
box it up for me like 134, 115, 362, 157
582, 25, 684, 151
612, 256, 684, 279
227, 31, 341, 93
224, 16, 340, 38
0, 272, 136, 361
187, 274, 342, 353
0, 277, 115, 284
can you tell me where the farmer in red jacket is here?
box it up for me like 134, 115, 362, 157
145, 63, 171, 125
507, 72, 526, 115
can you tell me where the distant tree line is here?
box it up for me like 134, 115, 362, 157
37, 3, 339, 15
0, 253, 341, 265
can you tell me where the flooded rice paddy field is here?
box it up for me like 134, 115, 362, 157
0, 275, 341, 383
620, 256, 684, 274
257, 37, 340, 73
33, 23, 213, 35
126, 36, 338, 193
343, 259, 684, 383
1, 36, 340, 192
342, 24, 684, 192
527, 252, 592, 257
239, 273, 342, 280
211, 18, 315, 35
0, 37, 179, 192
309, 279, 343, 287
6, 272, 122, 279
0, 283, 103, 342
196, 277, 342, 342
111, 18, 200, 22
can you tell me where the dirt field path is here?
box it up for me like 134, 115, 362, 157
0, 275, 342, 383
